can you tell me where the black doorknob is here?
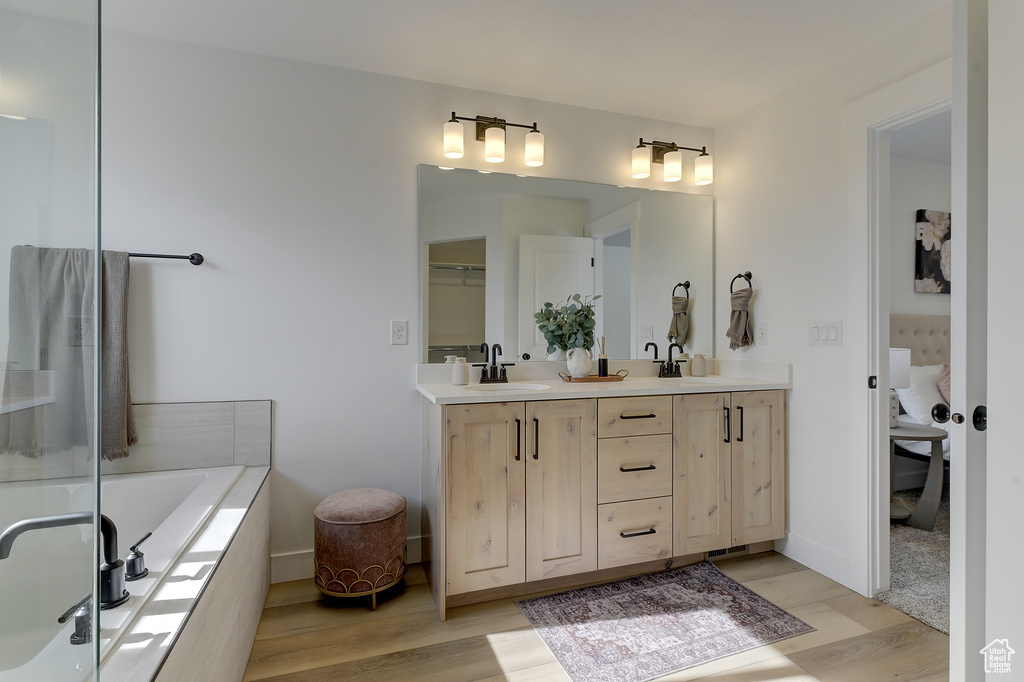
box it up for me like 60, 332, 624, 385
931, 403, 951, 423
952, 412, 965, 424
973, 405, 987, 431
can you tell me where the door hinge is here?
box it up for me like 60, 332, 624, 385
868, 375, 877, 389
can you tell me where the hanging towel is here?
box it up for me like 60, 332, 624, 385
667, 296, 690, 345
726, 287, 754, 350
0, 247, 135, 459
100, 250, 136, 460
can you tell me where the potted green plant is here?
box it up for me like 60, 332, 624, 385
534, 294, 600, 376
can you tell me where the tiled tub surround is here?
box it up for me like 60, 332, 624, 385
418, 360, 791, 620
0, 400, 271, 682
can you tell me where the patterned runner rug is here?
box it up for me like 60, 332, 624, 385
516, 561, 814, 682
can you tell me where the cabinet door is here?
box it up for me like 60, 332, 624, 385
731, 390, 786, 546
446, 402, 526, 595
525, 399, 597, 581
673, 393, 732, 555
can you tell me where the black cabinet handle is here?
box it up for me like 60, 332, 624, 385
737, 406, 744, 442
619, 464, 656, 473
620, 527, 656, 538
724, 406, 731, 443
533, 417, 539, 460
515, 418, 521, 461
620, 413, 656, 420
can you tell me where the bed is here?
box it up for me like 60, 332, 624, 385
889, 313, 951, 530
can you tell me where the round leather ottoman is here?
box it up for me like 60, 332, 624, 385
314, 488, 407, 609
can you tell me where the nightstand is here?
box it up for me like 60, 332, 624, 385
889, 416, 947, 531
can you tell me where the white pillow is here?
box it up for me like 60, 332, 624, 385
894, 364, 945, 425
894, 364, 951, 460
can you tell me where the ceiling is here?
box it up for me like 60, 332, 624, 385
88, 0, 948, 129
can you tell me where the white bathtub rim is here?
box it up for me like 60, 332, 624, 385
100, 466, 269, 682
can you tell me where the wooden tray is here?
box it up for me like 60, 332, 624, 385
558, 370, 628, 383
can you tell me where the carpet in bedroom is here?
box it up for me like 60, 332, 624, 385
876, 485, 950, 634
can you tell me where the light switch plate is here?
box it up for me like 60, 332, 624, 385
640, 325, 653, 341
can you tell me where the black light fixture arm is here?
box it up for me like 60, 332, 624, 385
637, 138, 709, 163
450, 112, 540, 139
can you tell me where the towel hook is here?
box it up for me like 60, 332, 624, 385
672, 281, 690, 299
730, 271, 752, 293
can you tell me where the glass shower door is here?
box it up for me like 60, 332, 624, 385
0, 1, 100, 680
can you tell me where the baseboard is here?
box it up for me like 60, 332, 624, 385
271, 536, 423, 584
775, 531, 851, 591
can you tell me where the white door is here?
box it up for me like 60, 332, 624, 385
518, 235, 594, 359
949, 2, 988, 677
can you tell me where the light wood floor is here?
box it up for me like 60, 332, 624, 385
243, 552, 948, 681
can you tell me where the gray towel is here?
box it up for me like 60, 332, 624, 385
726, 288, 754, 350
667, 296, 690, 345
100, 251, 136, 460
0, 247, 135, 459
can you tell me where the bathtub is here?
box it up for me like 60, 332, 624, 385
0, 465, 269, 682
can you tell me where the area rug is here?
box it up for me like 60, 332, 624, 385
876, 486, 950, 634
516, 561, 814, 682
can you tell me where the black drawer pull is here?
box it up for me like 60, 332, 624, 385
724, 406, 731, 443
737, 406, 744, 442
620, 526, 657, 539
515, 419, 521, 461
619, 464, 656, 473
533, 417, 540, 460
620, 413, 656, 420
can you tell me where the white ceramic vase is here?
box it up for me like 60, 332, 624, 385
565, 348, 593, 378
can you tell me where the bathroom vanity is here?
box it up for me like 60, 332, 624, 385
418, 361, 790, 620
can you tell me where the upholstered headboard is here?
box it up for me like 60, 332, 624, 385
890, 314, 951, 366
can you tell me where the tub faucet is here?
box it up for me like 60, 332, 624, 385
0, 512, 129, 609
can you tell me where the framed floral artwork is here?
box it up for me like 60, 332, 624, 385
915, 209, 951, 294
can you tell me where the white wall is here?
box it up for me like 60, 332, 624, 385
714, 5, 952, 587
889, 156, 952, 316
100, 30, 712, 580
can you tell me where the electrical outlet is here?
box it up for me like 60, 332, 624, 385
755, 323, 767, 344
390, 319, 408, 345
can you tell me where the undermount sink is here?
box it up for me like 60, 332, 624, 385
463, 382, 550, 391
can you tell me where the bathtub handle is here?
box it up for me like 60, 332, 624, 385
130, 532, 152, 552
58, 593, 93, 646
126, 532, 153, 582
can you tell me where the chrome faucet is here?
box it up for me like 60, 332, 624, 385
0, 512, 129, 609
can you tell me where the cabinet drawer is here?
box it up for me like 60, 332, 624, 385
598, 497, 673, 569
598, 396, 672, 438
598, 435, 672, 504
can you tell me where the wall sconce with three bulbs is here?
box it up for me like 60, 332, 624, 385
632, 138, 713, 185
443, 112, 544, 167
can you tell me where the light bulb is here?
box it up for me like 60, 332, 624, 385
632, 146, 650, 179
663, 149, 682, 182
443, 120, 464, 159
524, 129, 544, 167
484, 125, 505, 163
694, 153, 713, 185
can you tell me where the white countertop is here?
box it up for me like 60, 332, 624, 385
417, 358, 792, 405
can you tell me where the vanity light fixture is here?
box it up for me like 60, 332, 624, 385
443, 112, 544, 167
631, 138, 713, 185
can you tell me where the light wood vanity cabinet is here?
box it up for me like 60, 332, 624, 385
443, 399, 597, 597
673, 390, 787, 555
423, 386, 786, 620
596, 396, 674, 569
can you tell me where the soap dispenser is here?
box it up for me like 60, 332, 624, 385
452, 357, 469, 385
691, 354, 707, 377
